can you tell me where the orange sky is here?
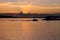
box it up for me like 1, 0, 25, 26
0, 2, 60, 14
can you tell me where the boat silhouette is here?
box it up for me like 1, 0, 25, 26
33, 19, 38, 21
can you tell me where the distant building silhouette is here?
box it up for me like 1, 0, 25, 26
18, 11, 23, 15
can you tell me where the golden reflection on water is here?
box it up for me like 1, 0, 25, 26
0, 18, 60, 40
21, 21, 31, 31
0, 18, 48, 40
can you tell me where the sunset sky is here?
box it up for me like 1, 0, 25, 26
0, 0, 60, 14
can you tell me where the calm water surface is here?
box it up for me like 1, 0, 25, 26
0, 18, 60, 40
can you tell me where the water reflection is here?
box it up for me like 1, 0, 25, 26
0, 18, 60, 40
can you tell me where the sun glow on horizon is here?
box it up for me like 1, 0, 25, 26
19, 5, 32, 13
0, 2, 60, 14
18, 4, 60, 13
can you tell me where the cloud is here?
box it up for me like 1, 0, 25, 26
0, 2, 21, 13
0, 2, 60, 13
0, 0, 60, 4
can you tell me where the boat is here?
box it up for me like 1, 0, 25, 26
33, 19, 38, 21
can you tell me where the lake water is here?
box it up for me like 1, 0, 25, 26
0, 18, 60, 40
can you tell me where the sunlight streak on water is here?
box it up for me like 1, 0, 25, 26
0, 18, 60, 40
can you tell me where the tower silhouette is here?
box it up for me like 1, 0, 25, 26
18, 11, 23, 15
20, 11, 23, 14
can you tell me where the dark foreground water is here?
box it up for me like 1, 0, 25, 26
0, 18, 60, 40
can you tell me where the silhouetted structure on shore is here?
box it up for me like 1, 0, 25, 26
0, 12, 60, 18
18, 11, 23, 15
43, 16, 60, 20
